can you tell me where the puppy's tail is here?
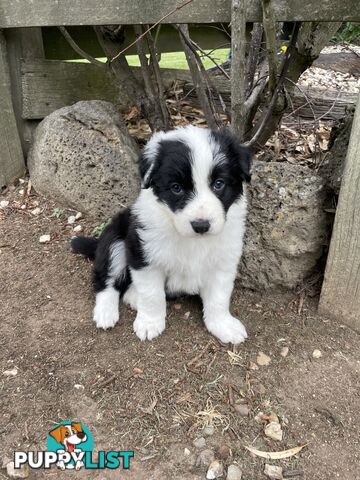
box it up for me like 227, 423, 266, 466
70, 236, 98, 261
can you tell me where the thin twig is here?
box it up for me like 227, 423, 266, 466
231, 0, 247, 140
187, 38, 230, 79
176, 24, 220, 129
245, 22, 301, 147
146, 27, 171, 129
58, 26, 106, 69
110, 0, 194, 63
246, 23, 263, 95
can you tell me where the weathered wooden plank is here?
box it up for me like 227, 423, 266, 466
319, 93, 360, 331
5, 28, 44, 153
21, 59, 193, 119
42, 25, 230, 59
0, 0, 359, 28
0, 30, 25, 189
21, 59, 357, 121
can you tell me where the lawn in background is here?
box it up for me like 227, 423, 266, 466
68, 49, 230, 70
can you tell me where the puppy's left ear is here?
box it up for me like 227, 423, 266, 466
228, 134, 252, 183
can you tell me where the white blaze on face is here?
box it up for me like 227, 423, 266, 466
172, 128, 226, 237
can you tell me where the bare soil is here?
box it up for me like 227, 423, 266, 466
1, 182, 359, 479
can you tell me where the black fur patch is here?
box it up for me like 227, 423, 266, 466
93, 208, 131, 293
210, 130, 252, 211
146, 140, 195, 212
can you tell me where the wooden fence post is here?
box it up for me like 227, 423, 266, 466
319, 93, 360, 330
4, 28, 45, 154
0, 29, 24, 190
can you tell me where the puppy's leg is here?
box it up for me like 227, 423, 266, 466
130, 267, 166, 341
201, 270, 247, 344
93, 240, 128, 329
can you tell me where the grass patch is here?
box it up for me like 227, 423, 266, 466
68, 48, 230, 70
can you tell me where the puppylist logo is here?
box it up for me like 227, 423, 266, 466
14, 421, 134, 471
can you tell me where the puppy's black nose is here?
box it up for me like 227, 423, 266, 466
77, 431, 86, 439
191, 219, 210, 234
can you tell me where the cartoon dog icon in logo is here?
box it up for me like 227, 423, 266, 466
49, 422, 87, 470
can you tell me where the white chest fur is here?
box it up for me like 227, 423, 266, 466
133, 189, 247, 295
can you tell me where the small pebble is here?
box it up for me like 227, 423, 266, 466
257, 351, 271, 366
264, 421, 283, 441
21, 204, 26, 210
73, 225, 83, 232
217, 444, 230, 460
174, 303, 182, 310
193, 437, 206, 449
312, 349, 322, 358
227, 464, 242, 480
280, 346, 289, 357
74, 384, 84, 390
0, 200, 9, 208
203, 425, 215, 436
234, 403, 249, 417
3, 367, 18, 377
68, 215, 76, 224
195, 449, 215, 467
184, 448, 191, 456
264, 464, 283, 479
249, 361, 259, 370
268, 412, 279, 423
75, 212, 83, 220
207, 460, 224, 479
39, 234, 51, 243
19, 189, 24, 195
31, 207, 41, 215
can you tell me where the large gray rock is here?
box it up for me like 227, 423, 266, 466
28, 100, 140, 218
239, 160, 330, 289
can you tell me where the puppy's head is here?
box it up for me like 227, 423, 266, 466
49, 422, 87, 452
139, 126, 251, 237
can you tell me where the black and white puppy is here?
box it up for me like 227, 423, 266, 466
71, 126, 251, 344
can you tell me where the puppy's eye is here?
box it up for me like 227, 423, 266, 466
65, 431, 69, 437
71, 429, 77, 435
212, 179, 225, 191
170, 183, 183, 195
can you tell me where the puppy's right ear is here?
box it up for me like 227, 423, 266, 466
138, 153, 154, 189
49, 425, 66, 444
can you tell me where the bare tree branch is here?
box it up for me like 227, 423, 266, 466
175, 24, 220, 129
110, 0, 194, 63
59, 26, 106, 69
245, 22, 301, 147
146, 27, 171, 130
245, 23, 263, 95
231, 0, 247, 140
261, 0, 278, 94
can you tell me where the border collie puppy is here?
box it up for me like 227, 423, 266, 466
71, 125, 251, 344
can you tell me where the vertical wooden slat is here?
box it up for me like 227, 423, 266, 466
0, 29, 24, 189
319, 93, 360, 330
4, 28, 44, 154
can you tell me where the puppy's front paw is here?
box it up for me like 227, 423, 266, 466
206, 315, 247, 344
133, 314, 165, 341
93, 289, 119, 329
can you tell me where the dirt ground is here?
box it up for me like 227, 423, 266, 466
1, 182, 359, 480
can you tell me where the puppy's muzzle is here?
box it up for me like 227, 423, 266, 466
191, 219, 210, 234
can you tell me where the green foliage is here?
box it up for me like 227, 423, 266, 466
333, 23, 360, 44
51, 207, 63, 219
92, 219, 111, 238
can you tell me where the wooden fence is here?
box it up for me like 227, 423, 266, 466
0, 1, 360, 327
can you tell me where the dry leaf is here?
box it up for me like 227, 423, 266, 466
245, 444, 307, 460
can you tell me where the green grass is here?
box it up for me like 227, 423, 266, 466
68, 48, 230, 70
